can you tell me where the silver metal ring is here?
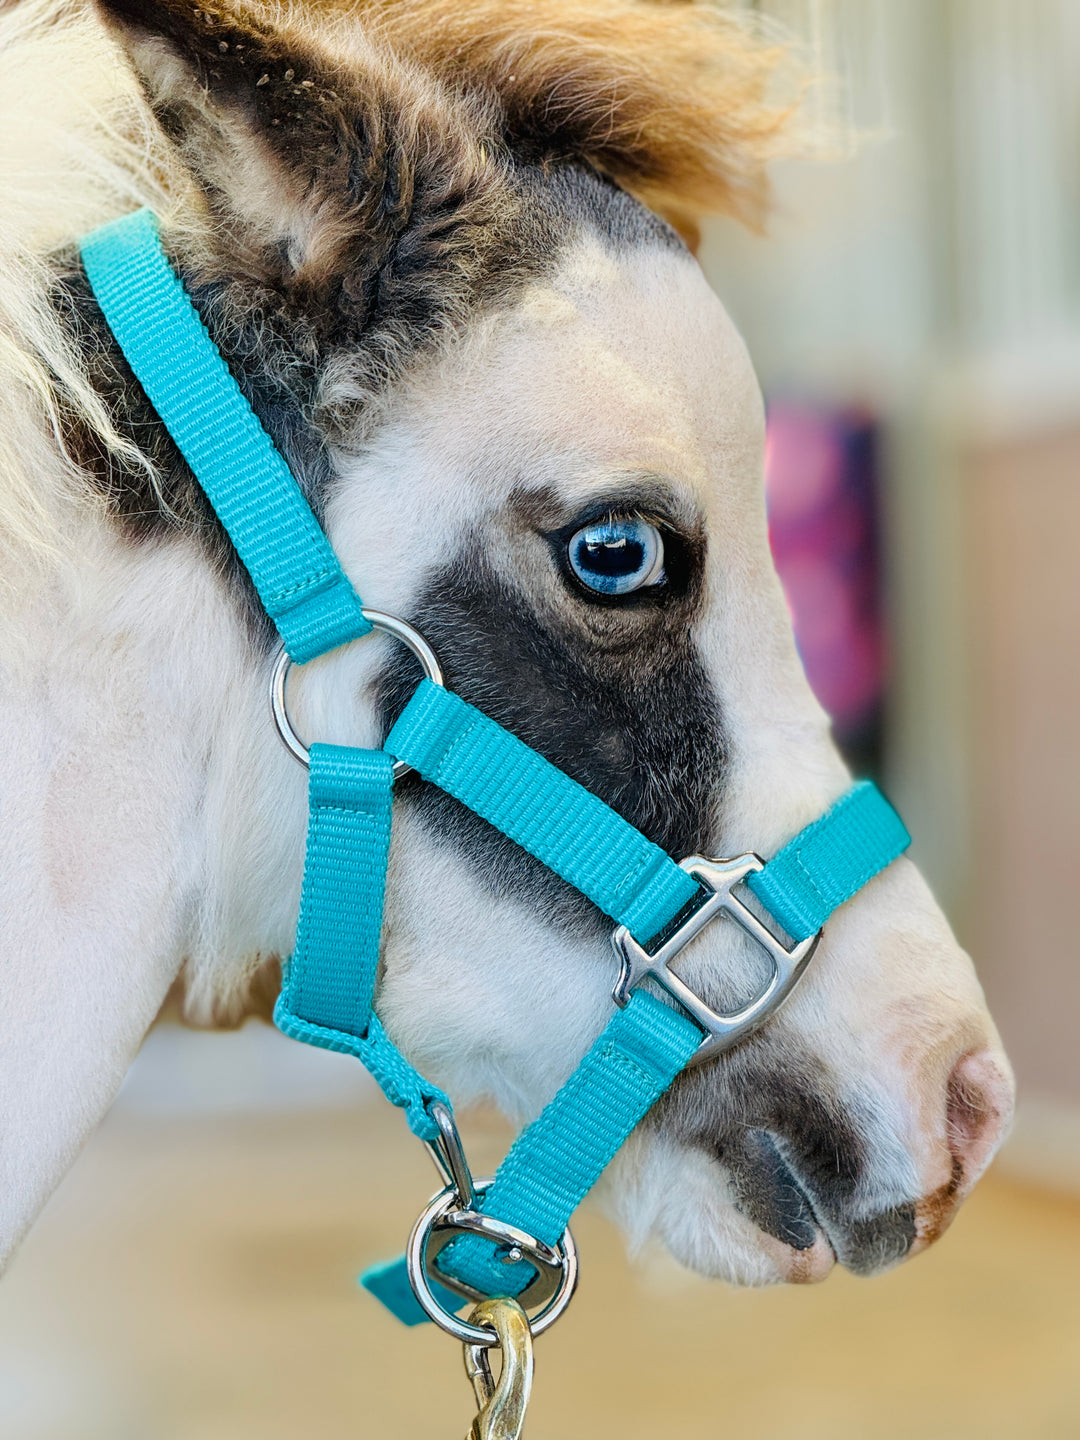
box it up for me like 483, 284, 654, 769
269, 609, 444, 779
405, 1181, 578, 1346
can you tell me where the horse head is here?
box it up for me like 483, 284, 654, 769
0, 0, 1013, 1289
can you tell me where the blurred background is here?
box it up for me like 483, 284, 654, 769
2, 1, 1078, 1436
709, 0, 1080, 1159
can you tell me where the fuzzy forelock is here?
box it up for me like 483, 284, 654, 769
311, 0, 799, 240
0, 0, 802, 572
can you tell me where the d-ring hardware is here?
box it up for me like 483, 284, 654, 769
425, 1208, 567, 1308
611, 853, 820, 1065
406, 1180, 578, 1346
269, 609, 444, 779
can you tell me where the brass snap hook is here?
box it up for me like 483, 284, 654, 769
462, 1297, 534, 1440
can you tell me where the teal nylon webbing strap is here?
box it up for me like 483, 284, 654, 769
362, 990, 701, 1321
79, 210, 369, 664
386, 680, 701, 945
273, 744, 448, 1141
361, 759, 910, 1320
746, 780, 910, 941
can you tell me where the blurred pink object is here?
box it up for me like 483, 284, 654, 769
764, 401, 885, 751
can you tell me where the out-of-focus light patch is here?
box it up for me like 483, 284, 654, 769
764, 399, 885, 759
0, 1349, 132, 1440
116, 1021, 377, 1115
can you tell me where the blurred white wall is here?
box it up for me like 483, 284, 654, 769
703, 0, 1080, 1158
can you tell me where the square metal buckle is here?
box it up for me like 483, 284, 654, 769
611, 854, 820, 1064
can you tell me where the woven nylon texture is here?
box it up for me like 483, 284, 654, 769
82, 206, 915, 1332
386, 680, 701, 944
79, 210, 369, 664
434, 989, 701, 1296
274, 745, 448, 1140
284, 745, 394, 1033
360, 1254, 471, 1328
746, 781, 911, 941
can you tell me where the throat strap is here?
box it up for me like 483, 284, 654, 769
80, 210, 369, 664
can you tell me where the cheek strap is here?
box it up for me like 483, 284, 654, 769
79, 208, 369, 663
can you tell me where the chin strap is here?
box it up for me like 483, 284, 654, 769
79, 207, 911, 1331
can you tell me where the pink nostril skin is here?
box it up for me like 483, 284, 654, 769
915, 1049, 1015, 1252
947, 1050, 1016, 1183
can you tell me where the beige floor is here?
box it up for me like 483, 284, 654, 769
1, 1102, 1077, 1440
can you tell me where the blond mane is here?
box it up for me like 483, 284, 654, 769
316, 0, 798, 238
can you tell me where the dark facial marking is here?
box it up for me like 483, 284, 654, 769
377, 503, 724, 938
720, 1128, 819, 1250
657, 1036, 916, 1274
532, 166, 685, 255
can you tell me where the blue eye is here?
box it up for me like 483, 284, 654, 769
567, 518, 666, 595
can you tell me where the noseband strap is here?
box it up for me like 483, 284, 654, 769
80, 209, 911, 1329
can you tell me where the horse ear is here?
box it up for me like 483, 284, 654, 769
92, 0, 391, 287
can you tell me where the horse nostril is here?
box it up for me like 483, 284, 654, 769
913, 1048, 1013, 1254
945, 1048, 1015, 1188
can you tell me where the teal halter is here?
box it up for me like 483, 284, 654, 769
80, 209, 910, 1336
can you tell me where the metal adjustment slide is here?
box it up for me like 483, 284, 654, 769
611, 853, 821, 1065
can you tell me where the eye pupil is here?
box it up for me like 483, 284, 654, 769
567, 519, 665, 596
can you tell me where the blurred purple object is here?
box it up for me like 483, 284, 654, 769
764, 400, 885, 752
